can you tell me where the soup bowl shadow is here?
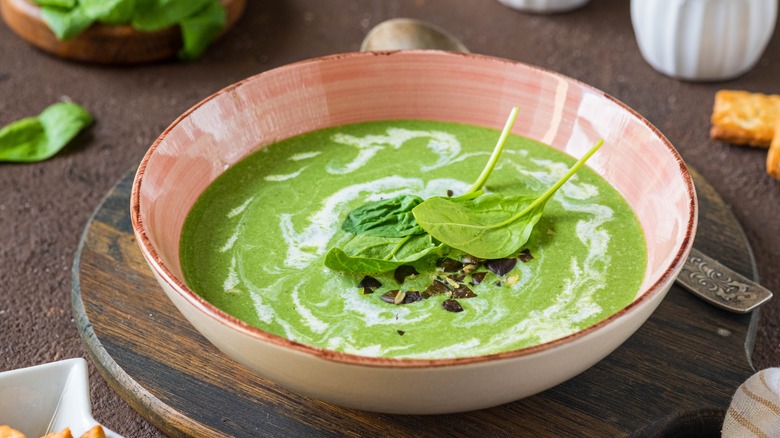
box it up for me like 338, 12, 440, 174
130, 50, 696, 414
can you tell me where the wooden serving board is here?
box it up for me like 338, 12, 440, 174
73, 168, 759, 437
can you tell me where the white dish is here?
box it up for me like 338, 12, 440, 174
0, 358, 122, 437
631, 0, 777, 81
496, 0, 589, 13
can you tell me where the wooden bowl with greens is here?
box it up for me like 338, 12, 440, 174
0, 0, 245, 63
131, 50, 697, 414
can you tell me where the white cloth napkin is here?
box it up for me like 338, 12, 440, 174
723, 368, 780, 437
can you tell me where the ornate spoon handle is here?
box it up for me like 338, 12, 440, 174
676, 247, 773, 313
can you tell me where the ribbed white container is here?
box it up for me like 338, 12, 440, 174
496, 0, 589, 13
631, 0, 777, 81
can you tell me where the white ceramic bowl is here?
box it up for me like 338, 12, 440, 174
0, 359, 122, 437
496, 0, 589, 14
631, 0, 777, 81
131, 50, 696, 414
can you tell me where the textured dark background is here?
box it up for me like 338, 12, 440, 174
1, 0, 779, 436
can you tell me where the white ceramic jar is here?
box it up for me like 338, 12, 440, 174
496, 0, 590, 14
631, 0, 777, 81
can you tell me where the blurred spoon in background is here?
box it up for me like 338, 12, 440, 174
360, 18, 468, 53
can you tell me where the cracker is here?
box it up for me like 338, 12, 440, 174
0, 426, 26, 438
710, 90, 780, 147
0, 425, 104, 438
79, 426, 105, 438
768, 116, 780, 180
41, 428, 72, 438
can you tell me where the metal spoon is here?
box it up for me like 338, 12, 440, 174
360, 18, 469, 53
361, 18, 772, 313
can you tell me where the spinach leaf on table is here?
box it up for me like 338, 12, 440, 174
0, 102, 93, 162
324, 234, 444, 274
412, 139, 604, 259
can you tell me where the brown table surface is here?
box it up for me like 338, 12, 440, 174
2, 0, 780, 436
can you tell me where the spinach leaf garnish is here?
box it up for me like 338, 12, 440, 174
341, 194, 425, 238
413, 139, 603, 259
459, 107, 519, 198
324, 107, 603, 273
324, 234, 444, 274
0, 102, 93, 162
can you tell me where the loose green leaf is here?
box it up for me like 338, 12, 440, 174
80, 0, 136, 24
39, 5, 95, 40
0, 118, 46, 161
324, 234, 444, 274
131, 0, 212, 31
341, 194, 425, 238
413, 139, 604, 259
177, 0, 226, 60
0, 102, 93, 162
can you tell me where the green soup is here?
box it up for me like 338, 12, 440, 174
180, 120, 647, 359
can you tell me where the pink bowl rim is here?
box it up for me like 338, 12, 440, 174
130, 50, 697, 369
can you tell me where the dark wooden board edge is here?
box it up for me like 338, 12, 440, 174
72, 166, 760, 437
71, 173, 221, 438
